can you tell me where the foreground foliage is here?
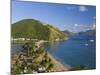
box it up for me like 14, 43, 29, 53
11, 42, 54, 74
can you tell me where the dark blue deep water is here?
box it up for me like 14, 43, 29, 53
44, 35, 96, 69
12, 35, 96, 69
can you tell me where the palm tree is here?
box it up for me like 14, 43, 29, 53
46, 63, 54, 72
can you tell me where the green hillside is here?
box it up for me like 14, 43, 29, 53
12, 19, 68, 41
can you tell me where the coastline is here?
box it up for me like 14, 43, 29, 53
47, 52, 71, 72
11, 50, 71, 73
11, 39, 71, 73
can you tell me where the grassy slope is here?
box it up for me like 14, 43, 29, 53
12, 19, 67, 41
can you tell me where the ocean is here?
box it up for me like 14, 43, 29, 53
11, 35, 96, 69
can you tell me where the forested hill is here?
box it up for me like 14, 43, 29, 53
12, 19, 69, 41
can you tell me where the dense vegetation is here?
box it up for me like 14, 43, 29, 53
11, 42, 54, 74
12, 19, 67, 41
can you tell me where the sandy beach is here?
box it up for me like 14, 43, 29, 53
47, 53, 71, 72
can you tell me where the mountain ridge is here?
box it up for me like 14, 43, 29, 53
12, 19, 68, 41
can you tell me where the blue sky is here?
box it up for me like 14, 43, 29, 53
12, 1, 96, 32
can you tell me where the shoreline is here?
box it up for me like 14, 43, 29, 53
47, 52, 71, 72
11, 39, 71, 73
12, 51, 71, 73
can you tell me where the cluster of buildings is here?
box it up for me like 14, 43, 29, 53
11, 37, 38, 41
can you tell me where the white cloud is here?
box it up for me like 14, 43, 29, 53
79, 6, 88, 12
74, 24, 78, 27
72, 24, 94, 32
93, 24, 96, 29
66, 6, 88, 12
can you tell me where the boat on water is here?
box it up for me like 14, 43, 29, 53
85, 43, 89, 46
90, 40, 94, 42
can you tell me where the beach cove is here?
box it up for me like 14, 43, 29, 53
11, 39, 71, 74
11, 35, 96, 74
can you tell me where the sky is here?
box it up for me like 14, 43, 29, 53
12, 0, 96, 32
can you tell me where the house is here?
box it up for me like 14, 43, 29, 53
55, 38, 60, 41
32, 70, 38, 74
11, 38, 25, 41
38, 66, 46, 72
